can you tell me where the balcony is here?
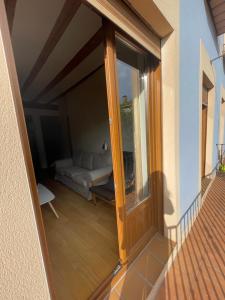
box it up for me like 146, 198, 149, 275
155, 175, 225, 299
105, 175, 225, 299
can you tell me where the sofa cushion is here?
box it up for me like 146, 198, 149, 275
56, 167, 68, 176
73, 150, 83, 167
55, 158, 73, 171
63, 166, 86, 179
81, 152, 93, 170
93, 152, 112, 169
86, 167, 112, 185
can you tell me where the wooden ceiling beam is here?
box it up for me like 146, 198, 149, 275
48, 64, 103, 104
4, 0, 17, 34
32, 26, 103, 103
22, 0, 82, 94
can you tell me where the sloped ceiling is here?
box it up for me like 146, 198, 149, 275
5, 0, 103, 106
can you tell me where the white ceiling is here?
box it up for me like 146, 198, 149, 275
39, 45, 104, 104
12, 0, 64, 87
10, 1, 103, 105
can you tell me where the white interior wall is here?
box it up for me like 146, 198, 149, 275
58, 99, 72, 157
65, 67, 111, 154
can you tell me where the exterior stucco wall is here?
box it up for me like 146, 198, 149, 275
0, 3, 50, 299
153, 0, 180, 239
179, 0, 225, 216
155, 0, 225, 235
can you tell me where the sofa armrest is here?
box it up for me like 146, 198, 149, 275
54, 158, 73, 169
91, 174, 110, 186
88, 167, 112, 186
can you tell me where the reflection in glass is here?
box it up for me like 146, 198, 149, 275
116, 37, 150, 211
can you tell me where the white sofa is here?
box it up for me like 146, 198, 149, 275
54, 150, 112, 200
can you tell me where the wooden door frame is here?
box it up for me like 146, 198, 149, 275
92, 20, 163, 300
149, 59, 164, 233
103, 19, 128, 265
201, 74, 213, 178
103, 20, 163, 264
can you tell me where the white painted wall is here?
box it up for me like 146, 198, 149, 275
154, 0, 180, 240
58, 99, 72, 157
65, 67, 111, 154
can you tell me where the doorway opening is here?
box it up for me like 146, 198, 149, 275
4, 0, 163, 298
7, 2, 119, 299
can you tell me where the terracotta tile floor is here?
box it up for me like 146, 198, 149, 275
155, 175, 225, 300
105, 233, 174, 300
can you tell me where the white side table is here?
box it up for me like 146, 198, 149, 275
38, 183, 59, 218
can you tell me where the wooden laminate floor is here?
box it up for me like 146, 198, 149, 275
41, 180, 119, 300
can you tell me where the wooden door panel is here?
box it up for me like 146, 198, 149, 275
104, 21, 163, 265
103, 21, 128, 264
126, 199, 157, 257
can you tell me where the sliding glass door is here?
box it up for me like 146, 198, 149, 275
116, 36, 150, 212
104, 21, 163, 264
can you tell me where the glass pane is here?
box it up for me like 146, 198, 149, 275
116, 37, 150, 211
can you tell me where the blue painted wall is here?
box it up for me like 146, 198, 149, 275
179, 0, 225, 215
